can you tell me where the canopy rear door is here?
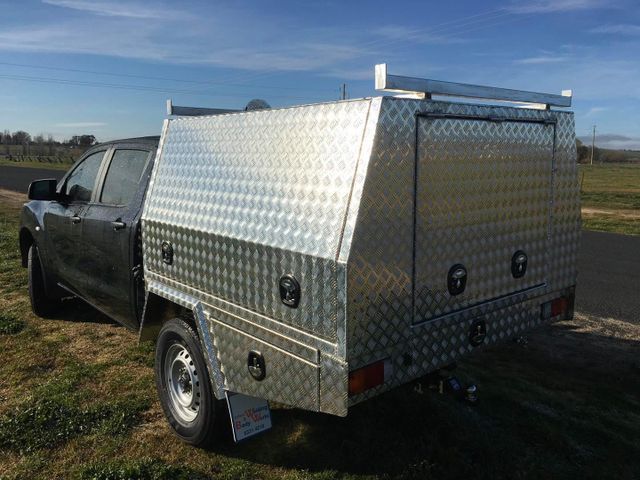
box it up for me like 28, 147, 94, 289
413, 114, 555, 323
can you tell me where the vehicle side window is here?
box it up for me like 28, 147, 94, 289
100, 149, 149, 206
64, 151, 105, 202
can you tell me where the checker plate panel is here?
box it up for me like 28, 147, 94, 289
414, 116, 554, 322
141, 96, 580, 415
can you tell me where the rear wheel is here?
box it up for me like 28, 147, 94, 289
28, 245, 61, 317
155, 317, 225, 446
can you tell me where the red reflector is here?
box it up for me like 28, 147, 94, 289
349, 360, 386, 396
551, 297, 568, 317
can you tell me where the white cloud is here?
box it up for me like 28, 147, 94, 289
515, 56, 568, 64
41, 0, 185, 19
584, 107, 607, 117
54, 122, 107, 128
0, 6, 371, 76
590, 24, 640, 35
374, 25, 466, 45
508, 0, 610, 13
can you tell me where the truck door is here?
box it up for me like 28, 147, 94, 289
413, 114, 555, 323
77, 148, 152, 328
43, 149, 108, 293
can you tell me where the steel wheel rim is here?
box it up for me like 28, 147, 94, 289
165, 342, 201, 424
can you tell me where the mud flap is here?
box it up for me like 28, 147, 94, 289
225, 391, 272, 442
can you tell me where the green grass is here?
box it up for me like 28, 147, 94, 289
79, 458, 208, 480
0, 192, 639, 479
0, 313, 25, 335
582, 215, 640, 236
0, 158, 72, 170
579, 163, 640, 235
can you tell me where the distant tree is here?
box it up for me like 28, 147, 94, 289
2, 130, 10, 155
47, 134, 55, 155
79, 134, 97, 146
576, 139, 590, 163
67, 134, 96, 147
12, 130, 31, 145
33, 134, 45, 145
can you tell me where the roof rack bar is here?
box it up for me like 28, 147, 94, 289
375, 64, 572, 108
166, 99, 239, 117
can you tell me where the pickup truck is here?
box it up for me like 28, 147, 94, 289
19, 65, 580, 448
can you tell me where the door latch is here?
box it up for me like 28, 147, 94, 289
161, 241, 173, 265
279, 274, 300, 308
447, 264, 467, 296
511, 250, 528, 278
247, 351, 266, 381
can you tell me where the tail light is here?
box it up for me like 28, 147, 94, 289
541, 290, 575, 320
348, 359, 391, 396
551, 297, 568, 317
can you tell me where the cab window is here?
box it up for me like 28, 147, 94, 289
100, 149, 149, 206
64, 151, 105, 202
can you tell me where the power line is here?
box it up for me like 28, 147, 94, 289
0, 73, 327, 101
443, 11, 534, 37
0, 61, 331, 93
354, 8, 512, 51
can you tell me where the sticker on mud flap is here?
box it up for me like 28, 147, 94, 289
225, 392, 272, 442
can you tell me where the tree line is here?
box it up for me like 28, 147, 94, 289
1, 130, 97, 147
576, 139, 640, 164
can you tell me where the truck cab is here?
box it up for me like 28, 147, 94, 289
19, 137, 159, 329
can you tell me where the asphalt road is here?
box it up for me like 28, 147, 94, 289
1, 164, 638, 323
0, 165, 65, 194
576, 230, 639, 324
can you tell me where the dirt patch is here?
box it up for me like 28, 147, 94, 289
582, 207, 640, 219
0, 189, 26, 210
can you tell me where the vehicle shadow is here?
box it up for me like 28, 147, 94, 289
211, 318, 640, 479
47, 297, 118, 326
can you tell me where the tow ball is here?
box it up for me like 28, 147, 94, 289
414, 367, 479, 405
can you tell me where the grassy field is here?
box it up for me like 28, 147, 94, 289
0, 189, 639, 479
579, 163, 640, 235
0, 158, 73, 171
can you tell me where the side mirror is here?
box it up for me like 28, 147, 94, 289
28, 179, 59, 201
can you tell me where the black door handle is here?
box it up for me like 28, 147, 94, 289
111, 220, 126, 231
71, 215, 81, 224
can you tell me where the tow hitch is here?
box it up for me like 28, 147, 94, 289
414, 366, 479, 405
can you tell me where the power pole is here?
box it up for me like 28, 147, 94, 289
341, 83, 347, 100
590, 125, 596, 165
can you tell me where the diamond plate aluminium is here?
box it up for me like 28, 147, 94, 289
141, 95, 579, 417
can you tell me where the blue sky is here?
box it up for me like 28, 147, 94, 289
1, 0, 639, 148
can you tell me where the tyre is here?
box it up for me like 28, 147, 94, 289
155, 317, 225, 446
28, 245, 60, 317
